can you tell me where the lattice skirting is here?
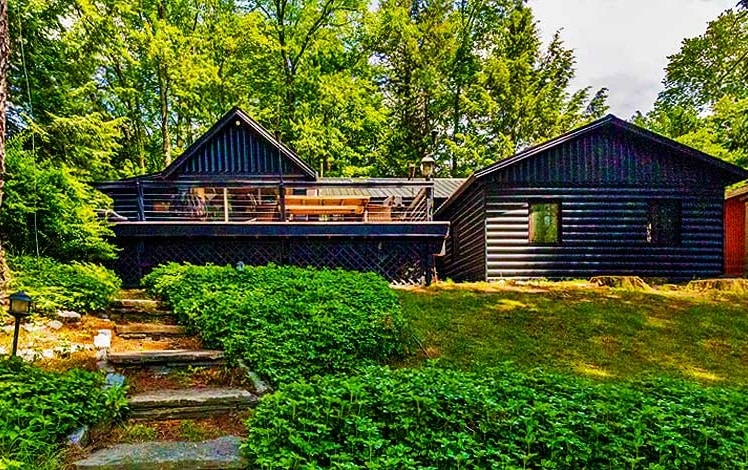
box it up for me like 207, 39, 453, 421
113, 237, 440, 287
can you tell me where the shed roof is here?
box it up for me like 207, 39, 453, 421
437, 115, 748, 216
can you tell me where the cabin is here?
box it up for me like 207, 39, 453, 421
96, 107, 456, 286
436, 115, 748, 281
724, 186, 748, 276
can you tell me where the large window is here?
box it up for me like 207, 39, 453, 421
647, 200, 681, 246
529, 202, 560, 244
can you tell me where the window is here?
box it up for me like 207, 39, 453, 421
647, 200, 681, 246
529, 202, 560, 244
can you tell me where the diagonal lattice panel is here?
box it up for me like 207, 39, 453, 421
114, 237, 434, 287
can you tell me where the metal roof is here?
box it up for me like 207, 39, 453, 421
319, 178, 466, 200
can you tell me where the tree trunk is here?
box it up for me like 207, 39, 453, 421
158, 0, 171, 167
0, 0, 10, 297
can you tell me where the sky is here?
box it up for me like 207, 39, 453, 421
529, 0, 738, 119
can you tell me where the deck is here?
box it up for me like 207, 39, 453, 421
99, 180, 450, 286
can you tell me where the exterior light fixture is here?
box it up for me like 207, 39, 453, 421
8, 291, 33, 357
420, 155, 435, 180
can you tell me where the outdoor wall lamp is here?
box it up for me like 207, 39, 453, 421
8, 291, 33, 357
420, 155, 435, 180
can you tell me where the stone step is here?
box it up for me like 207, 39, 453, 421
73, 436, 246, 470
111, 298, 169, 312
103, 309, 177, 323
115, 323, 188, 339
129, 388, 258, 420
108, 350, 225, 367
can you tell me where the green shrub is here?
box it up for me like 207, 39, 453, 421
243, 365, 748, 469
0, 359, 127, 462
0, 136, 117, 262
143, 263, 408, 385
9, 256, 121, 313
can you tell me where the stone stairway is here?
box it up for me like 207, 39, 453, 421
74, 291, 260, 469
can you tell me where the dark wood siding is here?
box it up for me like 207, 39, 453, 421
492, 128, 729, 190
724, 197, 746, 276
437, 122, 742, 282
438, 184, 485, 281
484, 188, 724, 280
182, 124, 306, 177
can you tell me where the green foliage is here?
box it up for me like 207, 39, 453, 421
0, 359, 127, 463
143, 263, 408, 385
637, 8, 748, 167
10, 0, 605, 178
9, 256, 121, 313
243, 365, 748, 469
0, 136, 117, 262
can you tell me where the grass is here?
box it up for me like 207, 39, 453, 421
399, 280, 748, 385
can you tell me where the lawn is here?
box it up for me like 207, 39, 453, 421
399, 280, 748, 385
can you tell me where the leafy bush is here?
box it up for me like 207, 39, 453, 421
0, 359, 127, 462
143, 263, 407, 384
9, 256, 121, 313
0, 136, 117, 262
243, 365, 748, 469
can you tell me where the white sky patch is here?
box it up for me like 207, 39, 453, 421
529, 0, 737, 119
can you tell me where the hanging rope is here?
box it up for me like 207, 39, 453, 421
16, 13, 40, 257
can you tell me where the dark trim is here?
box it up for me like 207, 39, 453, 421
436, 115, 748, 217
111, 221, 450, 238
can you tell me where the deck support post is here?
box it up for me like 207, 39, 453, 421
279, 182, 287, 221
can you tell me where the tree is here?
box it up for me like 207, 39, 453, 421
637, 7, 748, 167
0, 0, 9, 295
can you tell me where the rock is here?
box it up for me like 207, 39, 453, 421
17, 349, 37, 362
128, 388, 258, 420
0, 346, 7, 355
73, 436, 246, 470
47, 320, 65, 330
57, 310, 82, 323
107, 350, 225, 367
22, 323, 46, 333
1, 325, 15, 334
247, 371, 271, 395
94, 330, 112, 349
68, 425, 89, 447
105, 373, 126, 388
41, 349, 55, 359
115, 323, 187, 339
94, 349, 108, 361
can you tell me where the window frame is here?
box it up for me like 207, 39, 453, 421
528, 201, 562, 245
647, 199, 682, 247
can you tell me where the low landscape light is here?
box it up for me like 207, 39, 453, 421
8, 291, 33, 357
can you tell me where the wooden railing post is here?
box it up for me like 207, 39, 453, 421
136, 181, 146, 221
223, 187, 229, 222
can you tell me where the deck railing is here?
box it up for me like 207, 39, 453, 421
108, 180, 435, 223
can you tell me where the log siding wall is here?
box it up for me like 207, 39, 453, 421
438, 184, 486, 281
436, 121, 743, 281
484, 188, 724, 280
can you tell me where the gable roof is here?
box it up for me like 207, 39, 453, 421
437, 114, 748, 216
161, 107, 317, 179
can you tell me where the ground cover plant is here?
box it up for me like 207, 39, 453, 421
400, 281, 748, 385
9, 256, 121, 313
0, 359, 127, 468
143, 263, 407, 385
243, 365, 748, 469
